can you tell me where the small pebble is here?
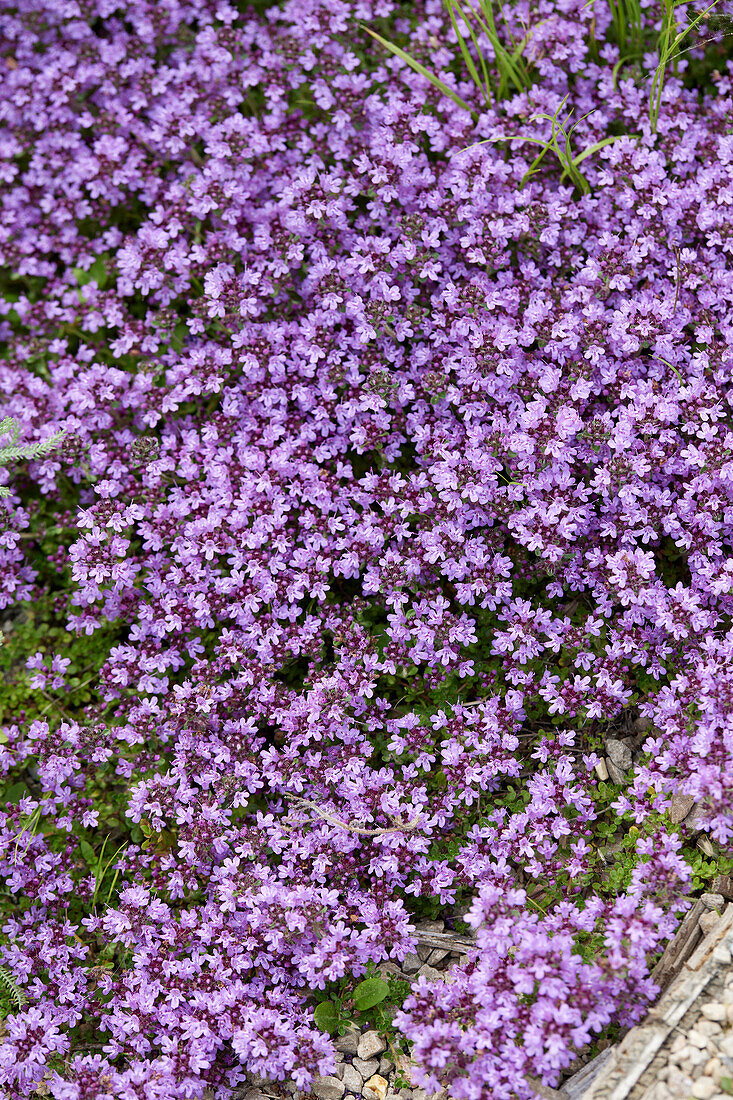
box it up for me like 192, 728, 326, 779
606, 758, 626, 784
341, 1066, 363, 1094
594, 758, 609, 781
701, 911, 720, 936
357, 1032, 387, 1062
353, 1058, 380, 1079
690, 1080, 716, 1100
427, 948, 450, 965
605, 738, 632, 769
702, 1003, 727, 1022
312, 1076, 346, 1100
669, 793, 695, 824
362, 1075, 388, 1100
401, 953, 421, 974
719, 1035, 733, 1058
335, 1029, 360, 1056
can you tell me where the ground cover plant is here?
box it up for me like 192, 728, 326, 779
1, 0, 733, 1097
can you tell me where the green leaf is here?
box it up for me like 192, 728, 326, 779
313, 1000, 340, 1034
79, 840, 96, 864
353, 977, 390, 1011
0, 731, 8, 745
3, 783, 29, 805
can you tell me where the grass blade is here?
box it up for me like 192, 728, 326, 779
361, 25, 477, 116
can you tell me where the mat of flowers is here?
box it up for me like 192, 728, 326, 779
0, 0, 732, 1097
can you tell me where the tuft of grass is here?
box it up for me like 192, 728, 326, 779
607, 0, 644, 58
466, 96, 635, 195
362, 0, 535, 119
649, 0, 723, 131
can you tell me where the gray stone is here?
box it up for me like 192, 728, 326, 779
669, 793, 695, 823
378, 1056, 393, 1077
606, 759, 626, 785
701, 911, 721, 936
417, 964, 443, 981
334, 1028, 360, 1055
341, 1066, 363, 1094
312, 1078, 345, 1100
357, 1031, 387, 1061
414, 920, 444, 933
354, 1058, 380, 1078
605, 739, 631, 770
401, 952, 422, 974
701, 893, 725, 911
427, 948, 449, 965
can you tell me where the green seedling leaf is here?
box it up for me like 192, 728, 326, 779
353, 977, 390, 1011
79, 840, 96, 864
313, 1000, 340, 1034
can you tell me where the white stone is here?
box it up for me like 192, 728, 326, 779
312, 1076, 346, 1100
691, 1080, 716, 1100
697, 1019, 723, 1037
713, 945, 732, 965
362, 1075, 388, 1100
594, 758, 609, 781
358, 1031, 387, 1062
719, 1034, 733, 1057
689, 1030, 708, 1049
666, 1068, 694, 1094
341, 1066, 363, 1093
701, 1003, 727, 1022
704, 1058, 721, 1078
